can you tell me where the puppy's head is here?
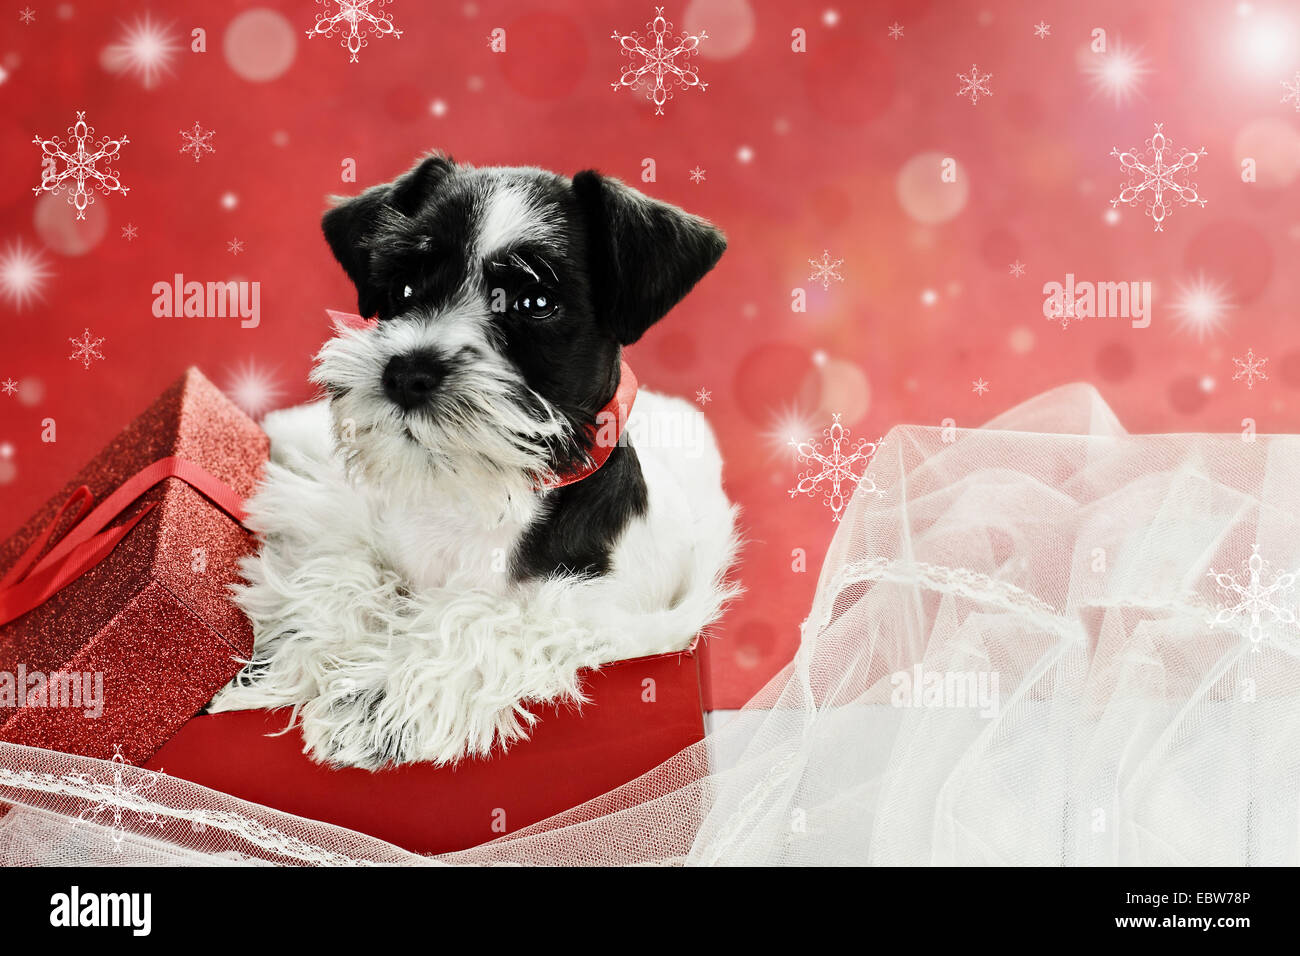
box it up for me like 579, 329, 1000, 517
312, 153, 725, 519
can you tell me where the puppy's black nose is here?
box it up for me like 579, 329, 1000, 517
382, 351, 444, 410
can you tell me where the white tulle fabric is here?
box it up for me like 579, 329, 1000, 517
3, 382, 1299, 865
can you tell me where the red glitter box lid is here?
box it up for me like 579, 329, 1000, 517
0, 368, 268, 762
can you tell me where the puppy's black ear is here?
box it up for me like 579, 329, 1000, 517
321, 187, 389, 319
572, 171, 725, 345
321, 153, 455, 317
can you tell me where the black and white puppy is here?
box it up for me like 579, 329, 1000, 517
210, 155, 741, 769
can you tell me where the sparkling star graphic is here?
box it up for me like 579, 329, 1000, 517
223, 360, 285, 418
1084, 39, 1150, 107
0, 240, 53, 310
1170, 273, 1233, 341
103, 14, 181, 89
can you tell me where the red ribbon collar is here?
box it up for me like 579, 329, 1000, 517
541, 359, 637, 491
327, 310, 639, 492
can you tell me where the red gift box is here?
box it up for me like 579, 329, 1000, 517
0, 368, 268, 764
146, 640, 706, 855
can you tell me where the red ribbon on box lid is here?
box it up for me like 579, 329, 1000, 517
0, 456, 246, 627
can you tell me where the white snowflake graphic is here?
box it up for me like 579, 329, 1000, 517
1283, 72, 1300, 111
808, 250, 844, 291
178, 122, 215, 163
33, 112, 130, 221
71, 746, 165, 849
121, 223, 138, 241
689, 165, 706, 183
69, 328, 105, 369
1034, 21, 1051, 39
1, 379, 16, 396
307, 0, 402, 63
1045, 293, 1081, 329
1208, 545, 1300, 651
972, 377, 990, 395
695, 386, 712, 405
1009, 260, 1026, 278
227, 237, 245, 255
611, 7, 708, 115
956, 64, 992, 104
19, 7, 34, 25
1109, 123, 1207, 232
1233, 347, 1268, 389
888, 22, 904, 40
789, 414, 883, 522
0, 239, 53, 310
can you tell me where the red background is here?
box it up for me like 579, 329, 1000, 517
3, 0, 1300, 709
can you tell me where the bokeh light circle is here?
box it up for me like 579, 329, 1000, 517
806, 358, 870, 423
18, 377, 45, 406
224, 9, 297, 82
684, 0, 755, 59
897, 152, 969, 224
1232, 118, 1300, 188
34, 192, 107, 256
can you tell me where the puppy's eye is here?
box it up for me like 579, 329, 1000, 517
512, 284, 559, 320
402, 285, 414, 299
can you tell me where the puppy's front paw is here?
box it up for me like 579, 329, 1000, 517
299, 684, 417, 770
295, 676, 542, 770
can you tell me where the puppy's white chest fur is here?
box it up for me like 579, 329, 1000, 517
373, 489, 536, 595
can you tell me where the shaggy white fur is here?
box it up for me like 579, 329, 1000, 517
209, 393, 741, 769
